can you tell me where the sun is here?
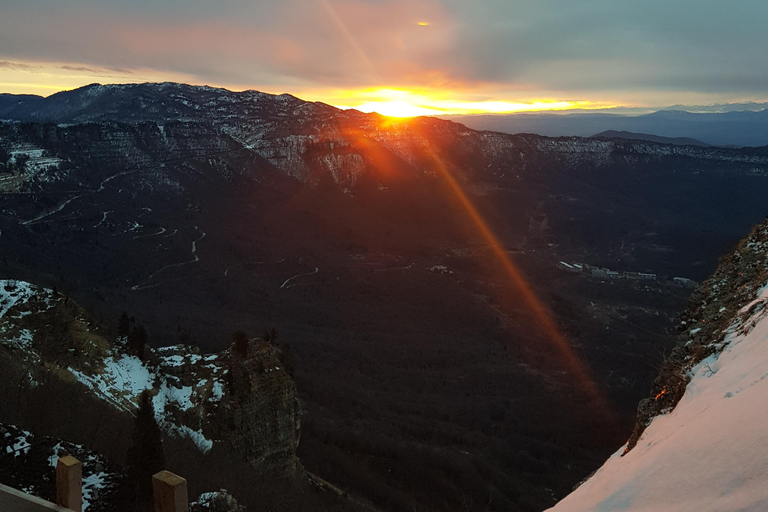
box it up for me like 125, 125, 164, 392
353, 100, 444, 118
327, 88, 604, 117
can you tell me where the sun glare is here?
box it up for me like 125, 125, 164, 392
353, 101, 444, 117
330, 88, 603, 118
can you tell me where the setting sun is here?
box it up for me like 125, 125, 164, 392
329, 88, 605, 118
353, 101, 443, 117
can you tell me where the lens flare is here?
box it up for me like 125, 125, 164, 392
405, 121, 617, 423
330, 88, 602, 117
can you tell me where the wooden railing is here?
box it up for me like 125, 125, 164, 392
0, 483, 73, 512
0, 457, 189, 512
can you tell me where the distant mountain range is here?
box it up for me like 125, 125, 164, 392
442, 108, 768, 147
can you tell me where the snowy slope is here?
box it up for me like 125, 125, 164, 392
548, 284, 768, 512
0, 279, 226, 453
67, 345, 226, 453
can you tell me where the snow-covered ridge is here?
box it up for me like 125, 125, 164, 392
0, 279, 42, 318
548, 222, 768, 512
548, 282, 768, 512
1, 278, 301, 475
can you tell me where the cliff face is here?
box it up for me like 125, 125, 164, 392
548, 219, 768, 511
624, 219, 768, 453
0, 279, 302, 476
218, 341, 301, 475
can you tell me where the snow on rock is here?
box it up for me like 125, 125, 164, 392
4, 426, 33, 456
0, 280, 57, 363
2, 423, 120, 511
66, 343, 225, 454
68, 353, 153, 412
548, 283, 768, 512
82, 471, 109, 511
190, 489, 246, 512
0, 279, 39, 319
172, 424, 214, 453
4, 328, 34, 350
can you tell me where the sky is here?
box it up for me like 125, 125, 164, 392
1, 0, 767, 115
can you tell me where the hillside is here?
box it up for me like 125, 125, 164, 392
548, 220, 768, 511
0, 278, 332, 510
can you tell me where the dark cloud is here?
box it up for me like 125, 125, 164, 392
0, 60, 38, 70
59, 65, 100, 73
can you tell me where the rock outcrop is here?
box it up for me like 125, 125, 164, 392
547, 218, 768, 511
190, 489, 246, 512
624, 219, 768, 453
216, 340, 301, 475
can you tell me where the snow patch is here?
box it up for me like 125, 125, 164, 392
0, 280, 37, 319
548, 279, 768, 512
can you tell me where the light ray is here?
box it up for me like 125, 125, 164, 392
317, 0, 379, 79
407, 122, 617, 422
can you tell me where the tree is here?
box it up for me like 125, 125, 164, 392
118, 312, 131, 338
128, 325, 147, 360
233, 331, 249, 359
126, 390, 165, 511
263, 327, 278, 344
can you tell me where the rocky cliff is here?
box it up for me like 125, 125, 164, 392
548, 219, 768, 511
624, 219, 768, 453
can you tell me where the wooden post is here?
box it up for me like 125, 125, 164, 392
55, 456, 82, 512
152, 470, 188, 512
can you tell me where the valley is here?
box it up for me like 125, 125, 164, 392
2, 83, 768, 511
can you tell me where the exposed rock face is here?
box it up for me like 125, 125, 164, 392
624, 218, 768, 453
547, 218, 768, 511
0, 280, 302, 476
190, 489, 246, 512
215, 340, 301, 475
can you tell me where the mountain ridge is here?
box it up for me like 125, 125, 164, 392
442, 108, 768, 147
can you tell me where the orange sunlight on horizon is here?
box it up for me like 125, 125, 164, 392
0, 58, 617, 118
329, 88, 610, 117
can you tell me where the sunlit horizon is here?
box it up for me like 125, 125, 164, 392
330, 88, 611, 117
2, 58, 766, 119
0, 61, 614, 117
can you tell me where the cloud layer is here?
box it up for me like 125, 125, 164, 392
1, 0, 766, 105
